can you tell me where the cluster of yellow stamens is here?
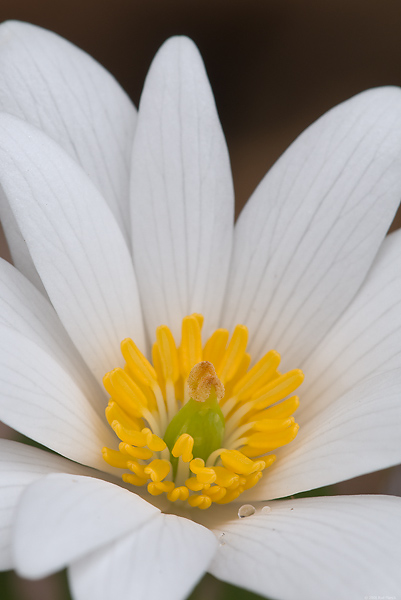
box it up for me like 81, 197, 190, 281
102, 314, 303, 509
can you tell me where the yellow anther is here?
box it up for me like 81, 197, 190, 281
189, 458, 217, 484
120, 338, 158, 387
251, 417, 295, 432
189, 457, 205, 472
127, 460, 147, 479
217, 325, 248, 384
122, 473, 148, 487
214, 487, 243, 504
192, 314, 204, 329
156, 325, 180, 382
172, 434, 194, 463
185, 477, 206, 492
179, 315, 203, 380
103, 373, 139, 418
204, 485, 227, 502
144, 459, 171, 482
253, 369, 304, 411
252, 396, 300, 421
105, 401, 141, 431
187, 494, 212, 510
202, 328, 229, 370
147, 481, 175, 496
226, 477, 242, 490
152, 343, 166, 391
119, 442, 153, 461
111, 422, 148, 446
101, 447, 130, 469
245, 423, 300, 454
212, 466, 240, 488
122, 367, 158, 412
232, 350, 281, 400
196, 469, 217, 485
242, 471, 264, 490
263, 454, 276, 468
103, 368, 148, 417
167, 486, 190, 502
230, 353, 251, 389
142, 429, 166, 452
220, 449, 265, 475
187, 361, 224, 403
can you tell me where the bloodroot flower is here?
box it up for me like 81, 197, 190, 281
0, 20, 401, 600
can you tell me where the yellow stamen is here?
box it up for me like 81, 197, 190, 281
105, 401, 141, 431
203, 329, 229, 370
144, 459, 171, 482
252, 370, 305, 411
189, 458, 217, 484
156, 325, 180, 383
232, 350, 281, 400
172, 434, 194, 463
179, 315, 203, 382
102, 314, 303, 509
217, 325, 248, 384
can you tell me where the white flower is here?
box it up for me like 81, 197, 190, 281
0, 19, 401, 600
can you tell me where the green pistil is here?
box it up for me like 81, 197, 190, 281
163, 389, 225, 475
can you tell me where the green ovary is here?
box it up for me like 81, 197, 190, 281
163, 389, 225, 475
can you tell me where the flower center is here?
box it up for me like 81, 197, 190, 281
164, 361, 225, 474
102, 314, 303, 510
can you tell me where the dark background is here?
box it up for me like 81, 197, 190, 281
0, 1, 401, 598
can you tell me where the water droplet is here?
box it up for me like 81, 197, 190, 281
219, 532, 226, 546
238, 504, 256, 518
261, 505, 271, 514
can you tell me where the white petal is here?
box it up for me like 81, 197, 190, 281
0, 440, 91, 570
0, 20, 136, 240
0, 327, 116, 472
14, 473, 159, 578
0, 114, 145, 381
244, 369, 401, 501
69, 513, 217, 600
301, 228, 401, 423
0, 190, 46, 294
203, 496, 401, 600
130, 36, 234, 341
0, 258, 105, 414
224, 87, 401, 368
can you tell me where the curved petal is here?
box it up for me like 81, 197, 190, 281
0, 114, 145, 382
224, 87, 401, 369
202, 496, 401, 600
0, 440, 92, 571
0, 20, 136, 240
0, 258, 105, 414
0, 326, 116, 472
13, 474, 159, 579
0, 191, 46, 294
69, 513, 217, 600
301, 228, 401, 423
130, 36, 234, 341
243, 369, 401, 500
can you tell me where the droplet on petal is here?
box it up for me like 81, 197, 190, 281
238, 504, 256, 518
261, 505, 271, 514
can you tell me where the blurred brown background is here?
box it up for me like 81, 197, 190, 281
0, 1, 401, 598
